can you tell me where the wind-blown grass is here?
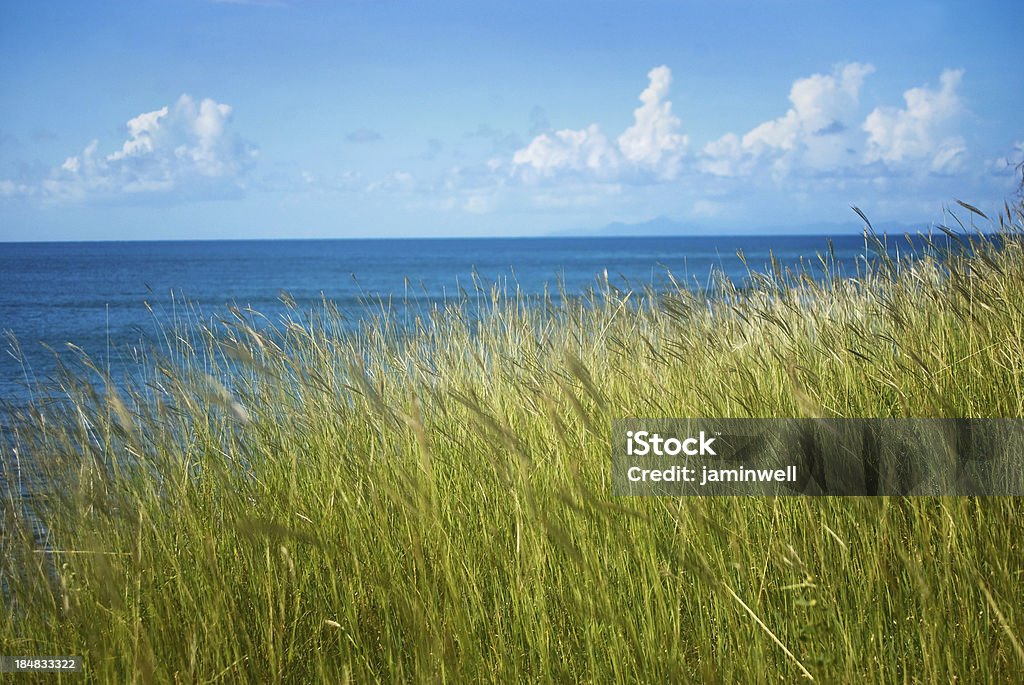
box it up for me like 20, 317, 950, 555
2, 205, 1023, 683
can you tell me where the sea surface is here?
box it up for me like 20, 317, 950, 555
0, 234, 928, 407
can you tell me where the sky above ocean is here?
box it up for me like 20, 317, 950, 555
0, 1, 1021, 240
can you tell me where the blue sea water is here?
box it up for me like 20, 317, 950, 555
0, 234, 926, 406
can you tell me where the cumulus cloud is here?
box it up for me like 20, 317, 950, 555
10, 94, 256, 202
512, 124, 620, 180
696, 64, 978, 183
511, 65, 687, 182
986, 141, 1024, 179
862, 69, 966, 172
746, 63, 873, 151
0, 180, 33, 198
616, 65, 688, 177
365, 170, 416, 193
466, 65, 1012, 222
701, 63, 875, 177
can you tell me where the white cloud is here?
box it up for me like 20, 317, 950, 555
745, 63, 874, 151
493, 62, 1008, 223
29, 94, 256, 202
987, 140, 1024, 174
701, 63, 874, 177
929, 138, 968, 175
365, 170, 416, 193
106, 106, 169, 162
462, 194, 493, 214
697, 64, 977, 184
0, 180, 33, 197
616, 65, 688, 178
511, 65, 687, 182
863, 69, 965, 171
698, 133, 751, 177
512, 124, 620, 180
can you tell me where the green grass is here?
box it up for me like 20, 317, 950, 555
2, 205, 1024, 683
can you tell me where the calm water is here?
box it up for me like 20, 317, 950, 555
0, 235, 923, 406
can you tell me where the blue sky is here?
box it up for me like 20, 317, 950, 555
1, 0, 1021, 240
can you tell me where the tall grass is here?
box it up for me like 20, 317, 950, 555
2, 204, 1024, 683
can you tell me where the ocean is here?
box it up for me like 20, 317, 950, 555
0, 234, 926, 407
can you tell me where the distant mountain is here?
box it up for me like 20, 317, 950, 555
556, 216, 931, 237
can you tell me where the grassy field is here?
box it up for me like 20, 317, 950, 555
2, 204, 1023, 683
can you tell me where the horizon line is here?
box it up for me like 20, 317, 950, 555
0, 227, 982, 245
